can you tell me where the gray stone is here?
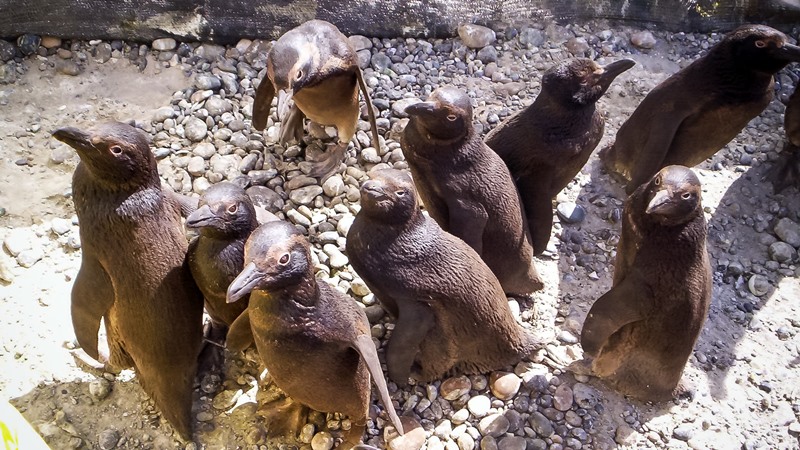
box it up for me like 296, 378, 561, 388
196, 43, 226, 61
184, 118, 208, 142
631, 30, 657, 49
467, 395, 491, 418
392, 98, 422, 118
477, 46, 498, 63
553, 383, 573, 411
478, 414, 509, 437
496, 436, 526, 450
195, 74, 222, 91
193, 142, 217, 159
322, 176, 345, 197
775, 218, 800, 247
371, 53, 392, 72
337, 215, 355, 236
152, 38, 176, 51
187, 156, 206, 177
441, 375, 472, 400
565, 37, 590, 55
556, 202, 586, 224
152, 106, 175, 122
672, 424, 694, 441
98, 429, 119, 450
16, 248, 44, 268
489, 371, 520, 400
311, 431, 334, 450
572, 383, 601, 409
528, 412, 553, 437
769, 241, 796, 263
0, 40, 15, 62
93, 43, 112, 63
361, 147, 381, 164
748, 274, 770, 297
348, 35, 372, 51
557, 330, 578, 344
51, 218, 71, 235
458, 24, 496, 49
16, 34, 40, 55
205, 96, 232, 116
89, 378, 111, 400
50, 146, 75, 164
480, 435, 497, 450
56, 60, 82, 76
457, 433, 475, 450
519, 28, 546, 47
290, 185, 323, 205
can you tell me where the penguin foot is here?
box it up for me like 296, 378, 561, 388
258, 396, 308, 439
768, 143, 800, 193
303, 141, 348, 180
69, 348, 109, 372
339, 424, 367, 450
197, 321, 228, 377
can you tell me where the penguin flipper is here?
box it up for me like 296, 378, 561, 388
71, 255, 114, 361
386, 300, 436, 387
352, 333, 404, 435
517, 174, 553, 256
253, 75, 276, 131
165, 190, 199, 218
226, 309, 254, 352
580, 272, 651, 357
356, 67, 381, 151
446, 197, 488, 256
279, 102, 306, 146
624, 111, 689, 194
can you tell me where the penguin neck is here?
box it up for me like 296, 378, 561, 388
704, 47, 775, 96
407, 122, 478, 164
273, 275, 321, 309
532, 92, 596, 126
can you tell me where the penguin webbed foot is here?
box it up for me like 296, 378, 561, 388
302, 141, 348, 180
258, 396, 309, 439
769, 143, 800, 193
197, 320, 228, 377
69, 348, 110, 372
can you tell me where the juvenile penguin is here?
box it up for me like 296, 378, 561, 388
601, 24, 800, 193
578, 165, 711, 402
251, 20, 380, 179
401, 87, 543, 295
53, 122, 204, 439
772, 85, 800, 192
186, 182, 260, 361
346, 169, 540, 386
485, 58, 635, 253
226, 221, 404, 447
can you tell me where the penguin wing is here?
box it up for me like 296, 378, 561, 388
278, 101, 306, 146
225, 309, 254, 352
71, 254, 114, 361
165, 190, 199, 218
252, 75, 276, 131
351, 333, 405, 435
446, 197, 488, 256
355, 67, 381, 150
580, 271, 652, 357
515, 173, 554, 255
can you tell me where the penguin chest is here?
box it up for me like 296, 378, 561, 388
294, 74, 359, 138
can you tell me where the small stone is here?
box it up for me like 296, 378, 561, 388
195, 74, 222, 91
322, 176, 345, 197
212, 389, 242, 410
457, 433, 475, 450
393, 98, 423, 118
17, 34, 41, 55
769, 241, 795, 263
361, 147, 381, 164
672, 424, 693, 441
747, 275, 770, 297
89, 378, 111, 400
348, 35, 372, 51
152, 38, 177, 51
631, 30, 657, 49
477, 46, 498, 64
0, 40, 15, 62
553, 384, 573, 411
478, 414, 510, 437
615, 424, 636, 446
528, 412, 554, 437
41, 36, 62, 49
451, 408, 470, 424
98, 429, 119, 450
557, 330, 578, 344
324, 245, 349, 269
56, 60, 82, 76
497, 436, 526, 450
775, 218, 800, 247
187, 156, 206, 177
184, 118, 208, 142
565, 37, 590, 55
458, 24, 496, 49
572, 383, 601, 409
196, 43, 226, 61
290, 185, 323, 206
193, 142, 217, 159
196, 411, 214, 422
17, 248, 44, 268
205, 96, 232, 116
489, 372, 521, 400
311, 431, 333, 450
152, 106, 175, 122
387, 416, 425, 450
556, 202, 586, 224
519, 28, 545, 47
467, 395, 491, 418
441, 375, 472, 401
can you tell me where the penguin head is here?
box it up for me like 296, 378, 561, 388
53, 122, 158, 189
268, 31, 319, 93
544, 58, 635, 106
186, 182, 258, 238
227, 221, 311, 303
643, 165, 703, 226
726, 25, 800, 74
405, 87, 472, 141
358, 169, 418, 223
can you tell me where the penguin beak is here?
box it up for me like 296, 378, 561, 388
185, 204, 219, 229
361, 180, 387, 199
227, 262, 263, 303
404, 101, 438, 119
773, 43, 800, 62
645, 189, 672, 215
52, 127, 95, 153
599, 59, 635, 85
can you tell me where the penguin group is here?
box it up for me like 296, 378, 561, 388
52, 20, 800, 447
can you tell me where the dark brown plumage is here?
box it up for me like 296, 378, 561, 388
772, 85, 800, 192
53, 122, 204, 439
401, 87, 543, 296
579, 165, 711, 402
226, 221, 403, 447
601, 24, 800, 193
251, 20, 380, 179
485, 58, 634, 254
346, 169, 540, 386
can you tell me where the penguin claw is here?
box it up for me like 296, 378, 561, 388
304, 142, 348, 180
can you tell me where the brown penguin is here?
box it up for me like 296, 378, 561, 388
401, 87, 543, 295
346, 169, 540, 386
578, 165, 711, 402
185, 182, 260, 363
226, 220, 404, 447
772, 84, 800, 192
53, 122, 204, 439
601, 24, 800, 193
485, 58, 635, 253
251, 20, 380, 179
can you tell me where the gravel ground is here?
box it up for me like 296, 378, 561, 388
1, 19, 799, 450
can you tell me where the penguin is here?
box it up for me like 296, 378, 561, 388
485, 58, 635, 253
251, 20, 380, 179
600, 24, 800, 193
346, 168, 540, 386
53, 122, 204, 440
772, 84, 800, 192
185, 182, 260, 365
226, 220, 404, 447
577, 165, 711, 402
401, 86, 543, 296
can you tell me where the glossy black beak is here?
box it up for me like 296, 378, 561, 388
52, 127, 94, 153
599, 59, 635, 83
774, 42, 800, 62
185, 204, 218, 229
361, 179, 387, 199
404, 101, 438, 118
227, 262, 263, 303
645, 189, 672, 215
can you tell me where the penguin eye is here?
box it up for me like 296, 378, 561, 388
110, 146, 123, 155
654, 177, 661, 186
395, 190, 406, 197
278, 253, 290, 265
754, 40, 766, 48
681, 192, 693, 200
227, 203, 238, 214
446, 114, 457, 122
295, 70, 303, 80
